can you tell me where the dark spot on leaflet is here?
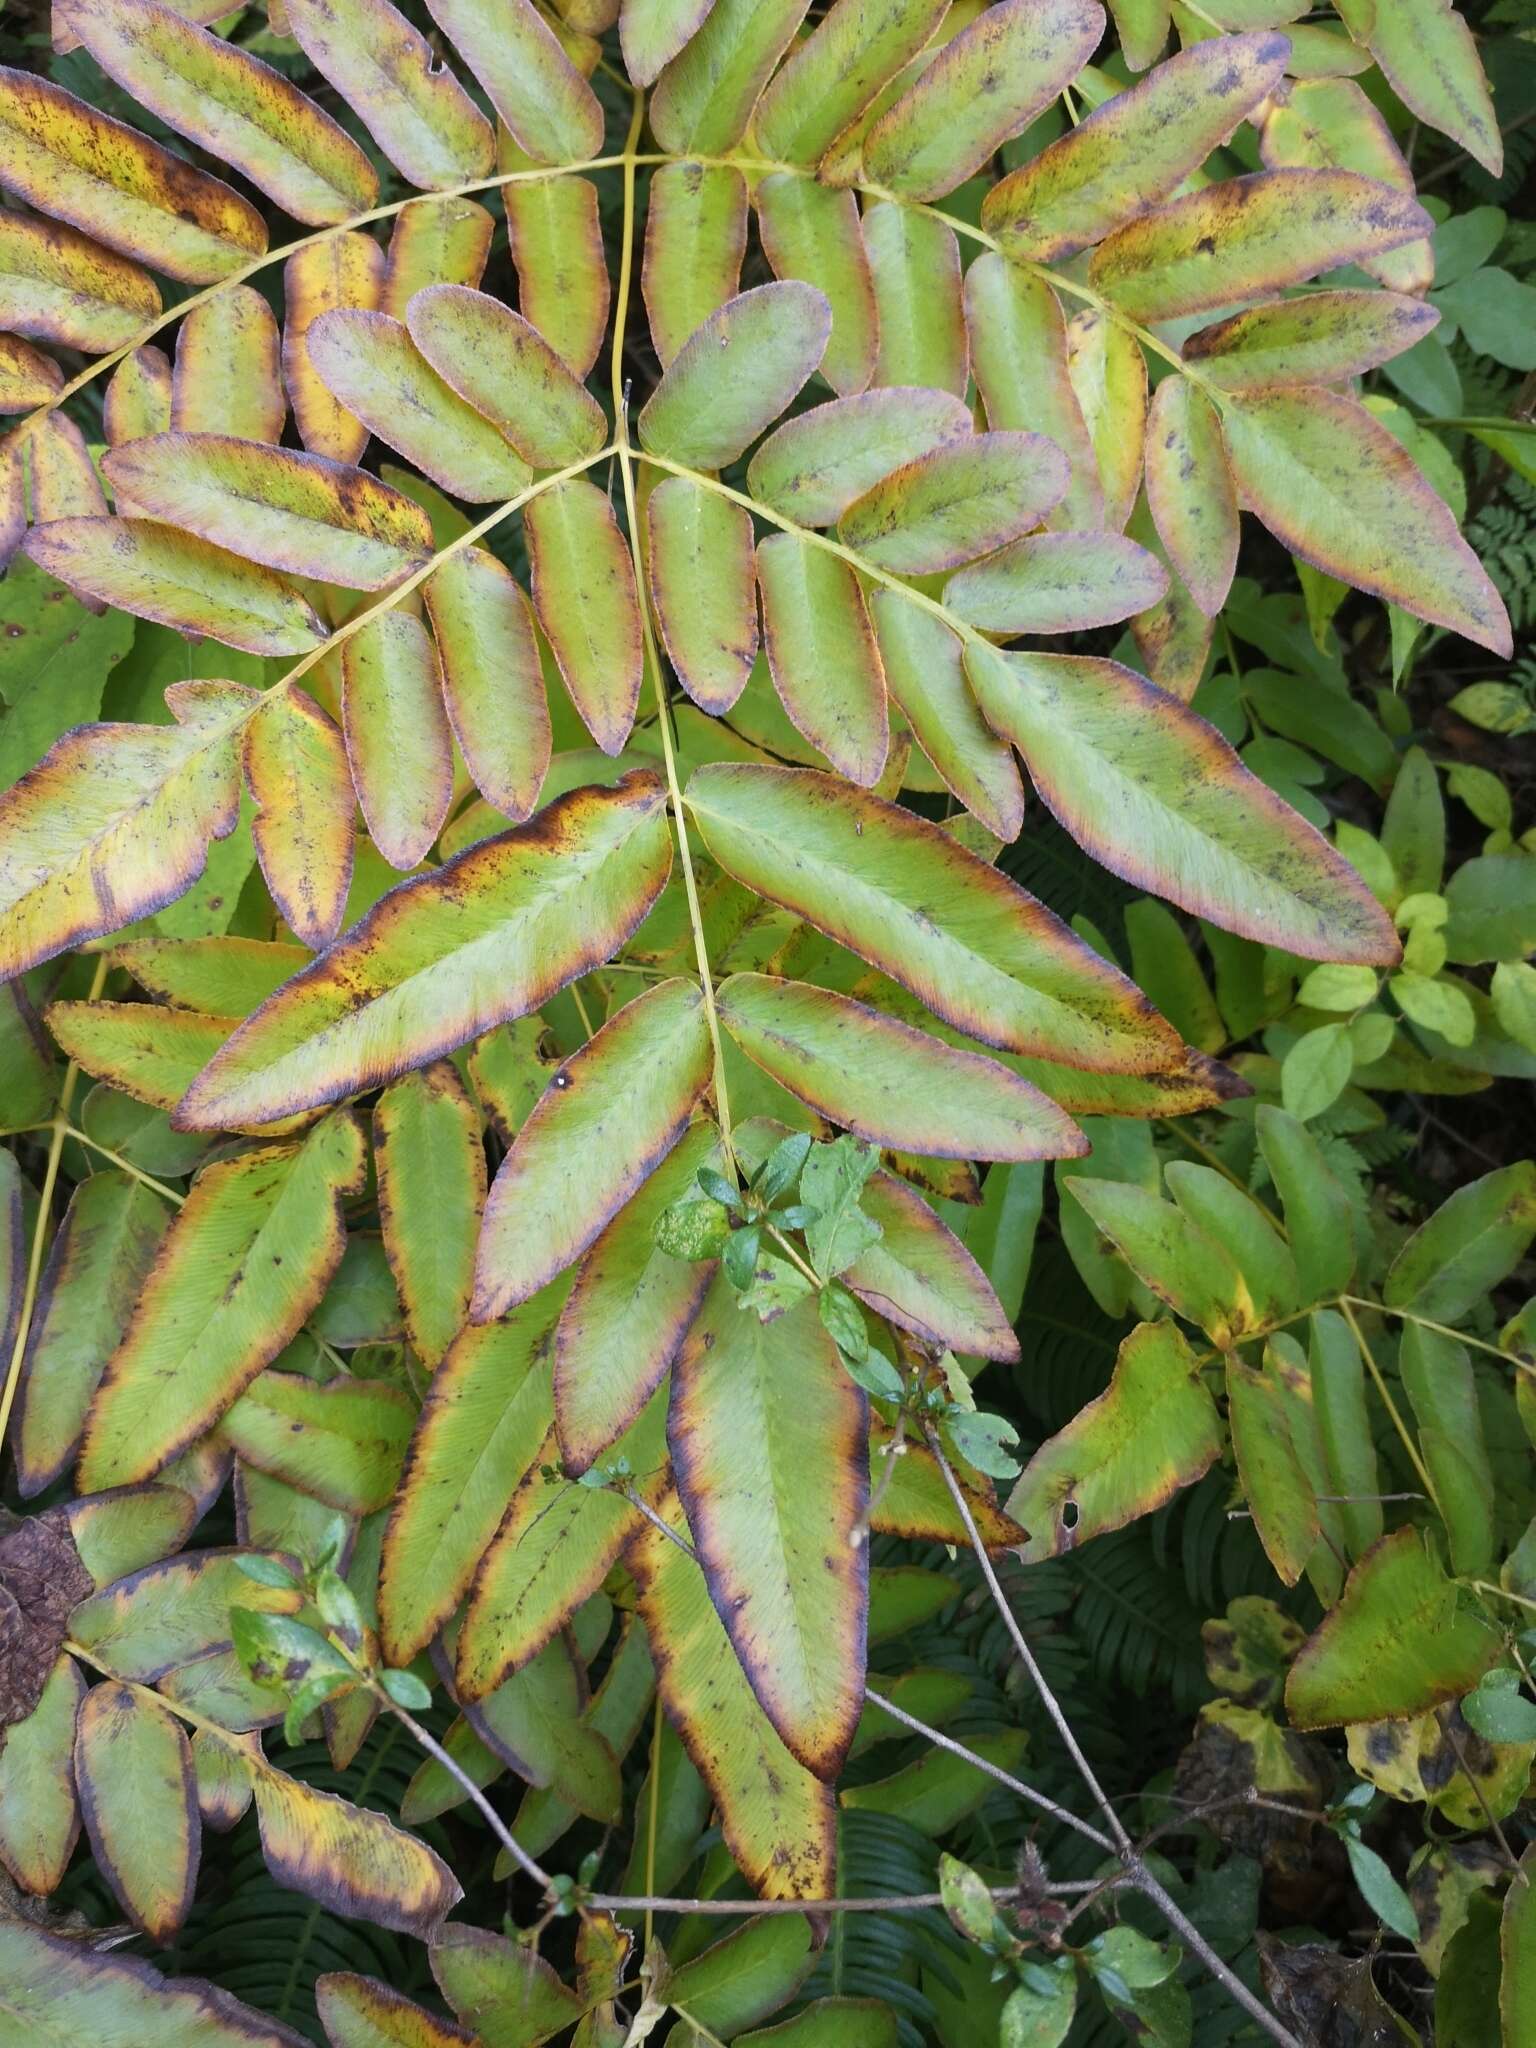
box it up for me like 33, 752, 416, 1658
1196, 236, 1216, 257
1365, 1725, 1399, 1765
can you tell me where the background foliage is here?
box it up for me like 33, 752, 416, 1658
1, 1, 1535, 2045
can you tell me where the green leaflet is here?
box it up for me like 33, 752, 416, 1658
473, 978, 714, 1320
456, 1388, 668, 1697
1185, 290, 1440, 392
639, 282, 832, 469
1255, 1105, 1359, 1303
524, 479, 644, 756
754, 174, 877, 398
425, 548, 551, 824
982, 31, 1290, 258
646, 475, 758, 716
650, 0, 809, 156
46, 1001, 250, 1120
622, 0, 713, 88
1309, 1308, 1382, 1562
1385, 1163, 1536, 1322
1285, 1530, 1501, 1728
685, 762, 1184, 1074
666, 1917, 816, 2036
69, 1551, 301, 1682
838, 430, 1068, 575
341, 611, 453, 871
0, 1656, 85, 1894
552, 1120, 718, 1476
628, 1505, 836, 1899
1336, 0, 1501, 175
869, 590, 1024, 841
74, 1681, 198, 1943
861, 0, 1102, 200
175, 772, 671, 1129
223, 1371, 413, 1515
284, 0, 493, 189
747, 387, 972, 527
377, 1283, 567, 1664
0, 551, 135, 791
1220, 387, 1512, 656
504, 172, 608, 378
431, 1928, 585, 2045
1107, 0, 1170, 68
1163, 1161, 1299, 1325
112, 936, 309, 1016
105, 432, 434, 593
0, 1915, 308, 2043
21, 521, 323, 655
422, 0, 603, 165
964, 646, 1403, 964
643, 161, 747, 369
244, 688, 353, 953
54, 0, 376, 227
753, 0, 946, 167
78, 1114, 364, 1487
1141, 377, 1238, 618
1505, 1846, 1536, 2047
1399, 1322, 1496, 1579
374, 1061, 486, 1367
14, 1172, 170, 1497
1259, 75, 1430, 295
670, 1278, 867, 1777
863, 202, 968, 397
945, 530, 1169, 634
964, 254, 1102, 531
717, 973, 1087, 1162
407, 285, 607, 470
1226, 1355, 1319, 1589
1008, 1320, 1222, 1560
452, 1629, 622, 1818
66, 1485, 199, 1587
1064, 305, 1146, 534
845, 1169, 1019, 1363
842, 1728, 1029, 1835
1089, 171, 1432, 322
1063, 1176, 1256, 1345
756, 532, 888, 787
306, 310, 533, 503
315, 1974, 472, 2048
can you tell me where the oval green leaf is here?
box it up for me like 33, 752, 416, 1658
638, 282, 832, 470
472, 979, 714, 1320
965, 644, 1404, 964
175, 771, 671, 1130
718, 974, 1088, 1162
684, 762, 1184, 1074
102, 434, 432, 592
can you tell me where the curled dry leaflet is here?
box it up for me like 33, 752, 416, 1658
0, 0, 1532, 2044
